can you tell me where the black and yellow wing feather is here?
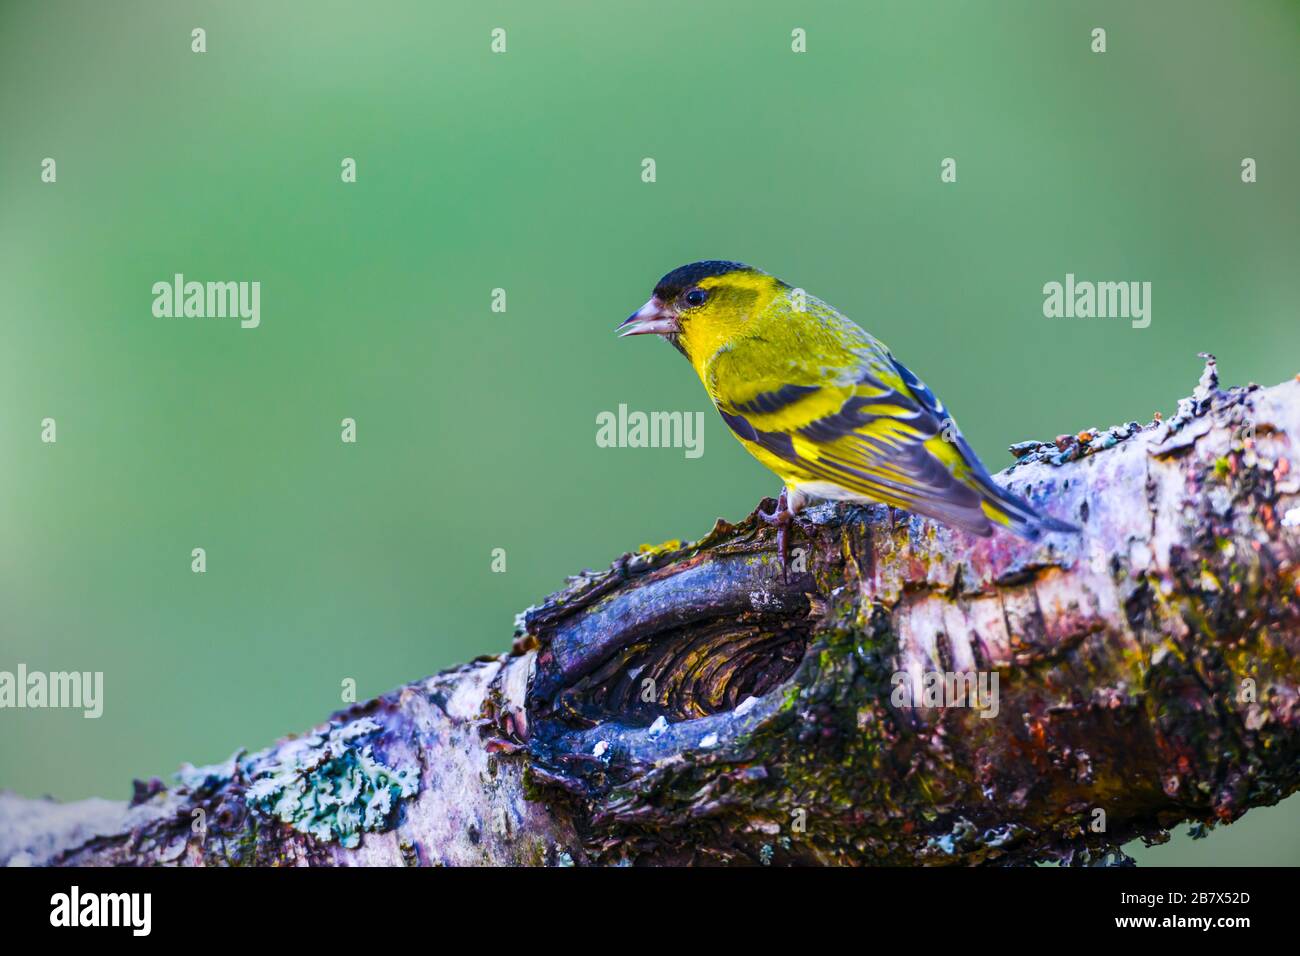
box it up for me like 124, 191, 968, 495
707, 316, 1076, 539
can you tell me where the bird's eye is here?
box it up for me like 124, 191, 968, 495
684, 289, 708, 307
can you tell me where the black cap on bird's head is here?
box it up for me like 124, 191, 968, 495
617, 260, 768, 343
651, 260, 753, 301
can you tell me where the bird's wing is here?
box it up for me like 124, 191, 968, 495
710, 338, 1056, 538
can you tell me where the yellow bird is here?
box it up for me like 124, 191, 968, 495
618, 260, 1077, 565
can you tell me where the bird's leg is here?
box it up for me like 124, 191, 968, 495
756, 488, 795, 581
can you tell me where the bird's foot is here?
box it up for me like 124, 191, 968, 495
755, 490, 795, 582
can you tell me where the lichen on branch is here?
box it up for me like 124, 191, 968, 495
2, 360, 1298, 866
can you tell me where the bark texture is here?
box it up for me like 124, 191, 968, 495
3, 360, 1299, 866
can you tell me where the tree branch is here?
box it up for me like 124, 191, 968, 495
4, 360, 1299, 866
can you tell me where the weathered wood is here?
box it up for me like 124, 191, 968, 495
4, 361, 1298, 866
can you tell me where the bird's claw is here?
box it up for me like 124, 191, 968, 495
756, 490, 795, 582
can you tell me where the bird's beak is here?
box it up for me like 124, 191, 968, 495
617, 298, 680, 338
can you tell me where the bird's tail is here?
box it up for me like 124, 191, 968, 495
976, 477, 1080, 541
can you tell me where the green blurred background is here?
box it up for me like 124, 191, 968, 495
1, 0, 1297, 864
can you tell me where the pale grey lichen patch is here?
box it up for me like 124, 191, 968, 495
243, 718, 419, 849
176, 750, 244, 795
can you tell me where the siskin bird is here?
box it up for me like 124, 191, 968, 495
618, 260, 1078, 567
